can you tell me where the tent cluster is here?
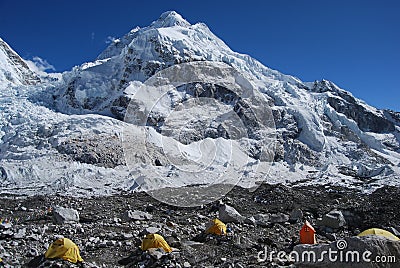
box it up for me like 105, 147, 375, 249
18, 219, 225, 266
4, 218, 228, 266
140, 218, 228, 254
4, 216, 398, 266
299, 221, 400, 245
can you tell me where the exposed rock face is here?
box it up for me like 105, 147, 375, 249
111, 94, 132, 120
0, 167, 7, 180
55, 134, 125, 168
311, 79, 395, 134
327, 96, 395, 133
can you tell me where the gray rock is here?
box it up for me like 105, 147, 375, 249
121, 232, 133, 240
0, 166, 7, 180
106, 240, 116, 247
244, 216, 256, 225
1, 229, 13, 238
270, 213, 289, 224
318, 210, 346, 230
52, 206, 80, 224
145, 226, 160, 234
253, 214, 270, 227
289, 208, 303, 222
324, 232, 337, 241
26, 234, 40, 241
294, 236, 400, 267
181, 241, 204, 249
218, 204, 245, 223
98, 240, 107, 248
165, 236, 181, 248
147, 248, 167, 259
27, 248, 39, 257
0, 222, 12, 229
123, 210, 153, 221
388, 227, 400, 237
146, 204, 155, 213
14, 228, 26, 239
56, 134, 125, 168
341, 210, 361, 226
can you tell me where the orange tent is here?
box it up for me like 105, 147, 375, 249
300, 220, 316, 244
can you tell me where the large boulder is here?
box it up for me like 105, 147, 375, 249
123, 210, 153, 221
270, 213, 289, 224
318, 210, 346, 230
293, 236, 400, 267
52, 206, 79, 224
253, 214, 270, 227
289, 208, 303, 223
218, 204, 245, 223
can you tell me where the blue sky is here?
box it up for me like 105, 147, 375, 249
1, 0, 399, 111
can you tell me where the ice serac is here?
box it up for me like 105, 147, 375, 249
0, 37, 41, 86
1, 11, 400, 196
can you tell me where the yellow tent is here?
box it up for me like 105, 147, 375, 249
141, 233, 172, 253
45, 238, 83, 263
205, 218, 227, 235
358, 228, 400, 241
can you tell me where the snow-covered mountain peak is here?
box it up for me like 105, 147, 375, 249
98, 11, 232, 63
0, 37, 41, 86
151, 11, 191, 28
1, 12, 400, 197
